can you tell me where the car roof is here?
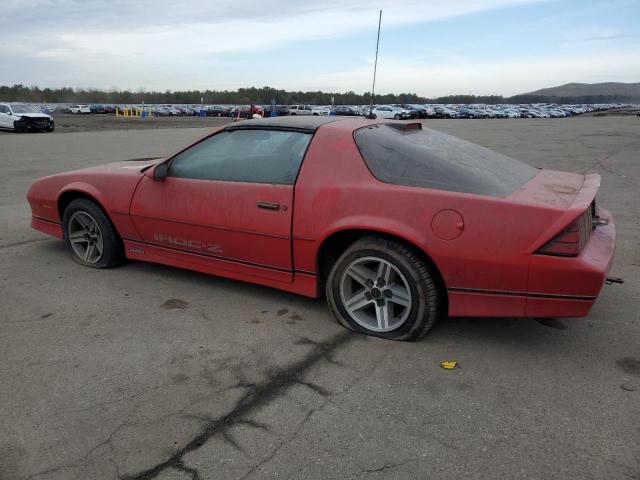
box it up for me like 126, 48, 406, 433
225, 116, 349, 133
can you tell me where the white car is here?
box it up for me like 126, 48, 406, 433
69, 104, 91, 114
312, 106, 331, 116
0, 103, 55, 132
371, 105, 412, 120
289, 105, 313, 116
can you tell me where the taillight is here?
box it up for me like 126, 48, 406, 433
537, 210, 592, 257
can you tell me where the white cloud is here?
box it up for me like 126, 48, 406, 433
1, 0, 543, 87
299, 51, 640, 96
2, 0, 638, 95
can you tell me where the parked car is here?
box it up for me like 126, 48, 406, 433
311, 106, 329, 116
27, 117, 617, 341
371, 105, 412, 120
398, 104, 425, 118
262, 105, 290, 117
0, 103, 55, 132
332, 106, 361, 116
69, 104, 91, 114
152, 107, 171, 117
289, 105, 313, 115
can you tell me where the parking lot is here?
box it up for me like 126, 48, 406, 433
1, 116, 639, 480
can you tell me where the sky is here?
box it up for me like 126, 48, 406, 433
1, 0, 639, 97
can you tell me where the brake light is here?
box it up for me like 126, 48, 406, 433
537, 210, 592, 257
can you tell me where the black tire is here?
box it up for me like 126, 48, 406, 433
394, 114, 401, 120
14, 120, 29, 133
62, 198, 124, 269
46, 124, 55, 133
325, 235, 441, 341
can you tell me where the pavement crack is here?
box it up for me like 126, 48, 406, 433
120, 331, 354, 480
239, 408, 318, 480
172, 459, 201, 480
363, 461, 409, 473
0, 238, 50, 250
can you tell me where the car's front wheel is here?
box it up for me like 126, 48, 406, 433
326, 236, 441, 341
63, 198, 124, 269
14, 120, 29, 133
394, 114, 401, 120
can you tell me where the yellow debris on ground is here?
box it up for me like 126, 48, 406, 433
440, 361, 458, 370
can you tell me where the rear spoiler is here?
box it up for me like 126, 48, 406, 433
525, 173, 600, 254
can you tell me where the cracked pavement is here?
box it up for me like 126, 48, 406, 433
1, 117, 639, 480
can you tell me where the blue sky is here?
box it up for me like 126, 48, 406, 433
1, 0, 638, 96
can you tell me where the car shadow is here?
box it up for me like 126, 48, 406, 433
34, 240, 578, 347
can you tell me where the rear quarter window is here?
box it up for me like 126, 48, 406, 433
354, 124, 536, 197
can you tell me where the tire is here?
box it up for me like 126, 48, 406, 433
14, 120, 29, 133
62, 198, 124, 269
394, 114, 401, 120
325, 235, 441, 341
47, 124, 55, 133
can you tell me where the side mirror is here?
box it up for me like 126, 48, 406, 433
153, 163, 169, 181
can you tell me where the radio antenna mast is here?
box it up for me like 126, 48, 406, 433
368, 9, 382, 118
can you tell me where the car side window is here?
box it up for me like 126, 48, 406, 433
0, 105, 8, 114
169, 129, 313, 185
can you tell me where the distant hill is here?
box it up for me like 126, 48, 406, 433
520, 82, 640, 98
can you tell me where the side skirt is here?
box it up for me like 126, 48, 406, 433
123, 239, 320, 298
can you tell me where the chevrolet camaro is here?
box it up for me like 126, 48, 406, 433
27, 117, 616, 340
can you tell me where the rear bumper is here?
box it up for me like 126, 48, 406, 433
448, 207, 616, 318
526, 207, 616, 317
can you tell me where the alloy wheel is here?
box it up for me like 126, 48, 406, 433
67, 211, 104, 264
339, 256, 412, 332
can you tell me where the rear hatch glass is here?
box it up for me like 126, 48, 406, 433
354, 123, 537, 197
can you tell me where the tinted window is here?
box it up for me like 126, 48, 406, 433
169, 129, 312, 185
0, 105, 8, 113
354, 124, 536, 197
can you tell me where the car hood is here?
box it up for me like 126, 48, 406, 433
74, 158, 165, 175
17, 112, 52, 119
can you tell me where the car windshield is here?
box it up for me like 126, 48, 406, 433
11, 104, 40, 113
354, 124, 537, 197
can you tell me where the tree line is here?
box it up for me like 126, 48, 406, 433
0, 84, 637, 105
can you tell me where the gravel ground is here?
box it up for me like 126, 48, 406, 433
1, 116, 639, 480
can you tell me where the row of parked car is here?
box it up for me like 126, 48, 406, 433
39, 102, 631, 119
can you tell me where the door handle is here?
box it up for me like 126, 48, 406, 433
257, 201, 280, 211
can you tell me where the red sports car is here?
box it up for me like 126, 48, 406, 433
27, 117, 616, 340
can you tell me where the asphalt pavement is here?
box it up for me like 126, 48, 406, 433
1, 117, 638, 480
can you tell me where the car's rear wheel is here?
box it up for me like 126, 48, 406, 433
326, 236, 440, 341
63, 199, 124, 269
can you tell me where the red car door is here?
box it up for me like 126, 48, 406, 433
129, 128, 313, 276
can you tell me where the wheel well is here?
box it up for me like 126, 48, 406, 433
58, 191, 106, 222
317, 230, 448, 309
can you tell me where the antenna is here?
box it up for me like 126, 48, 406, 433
368, 9, 382, 118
